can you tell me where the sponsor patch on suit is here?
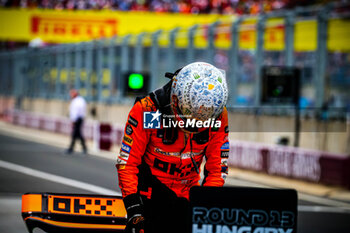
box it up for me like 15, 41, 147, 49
123, 135, 133, 145
117, 151, 129, 165
128, 116, 138, 128
125, 125, 133, 135
225, 126, 229, 133
121, 143, 131, 153
119, 151, 130, 159
221, 142, 229, 150
221, 151, 229, 158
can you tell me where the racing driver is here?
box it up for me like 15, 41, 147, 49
116, 62, 229, 233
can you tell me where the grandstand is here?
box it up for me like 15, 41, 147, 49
0, 0, 297, 14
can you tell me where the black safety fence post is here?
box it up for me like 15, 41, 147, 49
96, 40, 104, 103
134, 33, 145, 73
208, 21, 219, 65
315, 6, 330, 108
107, 37, 116, 103
120, 35, 131, 99
84, 41, 94, 102
285, 11, 295, 67
150, 30, 162, 91
168, 28, 180, 73
228, 18, 243, 108
254, 15, 266, 107
187, 25, 198, 64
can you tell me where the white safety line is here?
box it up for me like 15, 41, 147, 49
298, 193, 350, 210
298, 205, 350, 213
0, 159, 121, 196
226, 177, 350, 210
1, 159, 350, 214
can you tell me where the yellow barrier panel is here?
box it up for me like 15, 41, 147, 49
239, 18, 257, 50
175, 27, 190, 48
294, 20, 317, 52
60, 69, 68, 83
328, 18, 350, 52
80, 88, 87, 97
50, 68, 57, 80
69, 70, 76, 81
264, 18, 285, 51
159, 30, 170, 48
91, 72, 97, 84
194, 25, 209, 49
102, 69, 111, 85
214, 22, 231, 49
102, 89, 110, 98
80, 69, 88, 81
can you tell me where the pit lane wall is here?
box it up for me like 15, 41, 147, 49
5, 96, 349, 155
229, 140, 350, 189
1, 103, 349, 190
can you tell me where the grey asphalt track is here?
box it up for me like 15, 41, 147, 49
0, 133, 349, 233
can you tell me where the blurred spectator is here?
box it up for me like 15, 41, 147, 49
1, 0, 339, 15
66, 89, 87, 155
28, 37, 46, 48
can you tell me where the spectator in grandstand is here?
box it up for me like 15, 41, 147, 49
66, 89, 87, 155
1, 0, 328, 15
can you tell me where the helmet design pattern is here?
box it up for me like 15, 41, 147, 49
171, 62, 228, 121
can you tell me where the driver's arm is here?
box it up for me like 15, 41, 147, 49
202, 107, 229, 186
116, 101, 150, 197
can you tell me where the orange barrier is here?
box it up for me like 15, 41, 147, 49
22, 193, 126, 233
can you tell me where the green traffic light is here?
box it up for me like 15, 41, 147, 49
273, 89, 281, 96
128, 73, 144, 90
272, 85, 283, 96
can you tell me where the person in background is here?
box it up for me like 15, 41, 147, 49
66, 89, 87, 154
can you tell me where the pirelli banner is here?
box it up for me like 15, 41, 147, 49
22, 193, 127, 232
0, 8, 350, 51
0, 8, 227, 43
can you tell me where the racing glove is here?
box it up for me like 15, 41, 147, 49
123, 193, 145, 233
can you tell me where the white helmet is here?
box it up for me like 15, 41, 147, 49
170, 62, 228, 123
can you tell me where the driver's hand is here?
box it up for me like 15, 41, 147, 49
123, 194, 145, 233
125, 215, 145, 233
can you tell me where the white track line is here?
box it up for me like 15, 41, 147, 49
226, 177, 350, 210
298, 205, 350, 213
1, 159, 350, 214
0, 160, 121, 196
298, 193, 350, 210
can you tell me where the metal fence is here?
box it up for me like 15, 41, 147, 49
0, 3, 349, 112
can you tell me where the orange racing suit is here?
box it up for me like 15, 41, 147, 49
116, 82, 229, 201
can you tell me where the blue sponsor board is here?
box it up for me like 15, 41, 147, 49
220, 142, 229, 150
121, 143, 131, 153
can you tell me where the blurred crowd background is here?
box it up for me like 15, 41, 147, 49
0, 0, 344, 14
